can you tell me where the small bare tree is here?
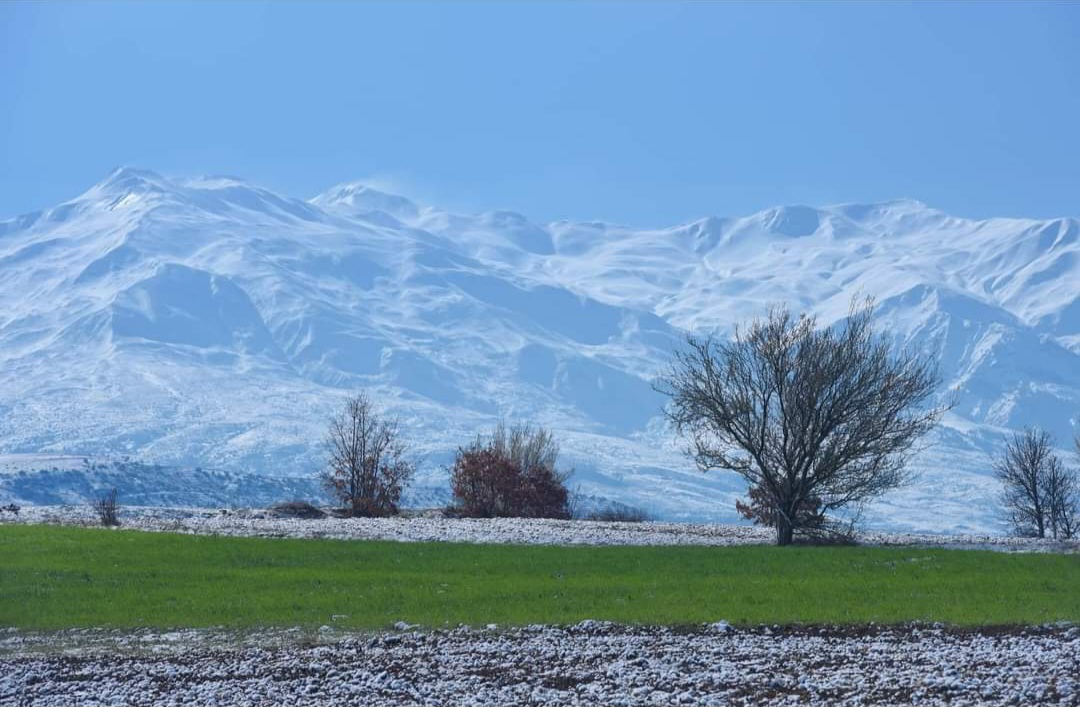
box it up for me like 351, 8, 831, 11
1045, 459, 1078, 540
321, 393, 414, 517
93, 487, 121, 526
1063, 434, 1080, 539
657, 298, 946, 545
994, 428, 1077, 539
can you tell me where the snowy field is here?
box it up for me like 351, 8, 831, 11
3, 623, 1079, 706
2, 504, 1078, 552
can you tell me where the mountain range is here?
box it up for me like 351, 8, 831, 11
1, 167, 1078, 532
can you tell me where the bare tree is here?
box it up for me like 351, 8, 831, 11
1045, 458, 1078, 540
1063, 434, 1080, 539
994, 427, 1079, 539
656, 299, 946, 546
321, 393, 414, 517
1035, 431, 1079, 540
93, 487, 121, 526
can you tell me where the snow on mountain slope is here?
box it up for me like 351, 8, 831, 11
1, 168, 1078, 532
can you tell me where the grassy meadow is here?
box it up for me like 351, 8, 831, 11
2, 524, 1078, 631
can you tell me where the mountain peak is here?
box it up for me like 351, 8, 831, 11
94, 166, 171, 195
37, 167, 176, 221
757, 204, 824, 237
180, 174, 254, 189
883, 197, 930, 209
830, 198, 942, 224
311, 182, 420, 222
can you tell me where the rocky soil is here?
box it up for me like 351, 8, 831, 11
3, 623, 1079, 706
4, 504, 1079, 552
5, 507, 1079, 705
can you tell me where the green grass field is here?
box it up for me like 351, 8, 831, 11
2, 525, 1078, 630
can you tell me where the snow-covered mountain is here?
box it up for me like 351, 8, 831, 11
1, 167, 1078, 532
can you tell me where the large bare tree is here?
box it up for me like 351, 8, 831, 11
996, 428, 1078, 539
657, 299, 946, 545
322, 392, 414, 517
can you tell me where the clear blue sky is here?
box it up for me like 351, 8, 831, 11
2, 1, 1078, 225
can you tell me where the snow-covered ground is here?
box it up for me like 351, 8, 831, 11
4, 505, 1077, 552
2, 168, 1080, 532
3, 623, 1078, 706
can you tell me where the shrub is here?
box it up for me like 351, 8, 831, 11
582, 504, 651, 523
450, 422, 570, 519
94, 488, 121, 526
735, 484, 824, 530
269, 500, 326, 519
735, 484, 859, 542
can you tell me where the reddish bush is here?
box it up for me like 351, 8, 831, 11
449, 423, 570, 519
450, 447, 521, 517
736, 484, 823, 530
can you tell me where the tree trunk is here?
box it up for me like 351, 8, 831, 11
776, 516, 794, 546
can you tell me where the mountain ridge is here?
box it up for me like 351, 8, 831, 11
1, 168, 1078, 532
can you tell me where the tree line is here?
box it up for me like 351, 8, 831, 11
321, 298, 1080, 546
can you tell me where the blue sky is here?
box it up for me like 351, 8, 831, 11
2, 1, 1078, 225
